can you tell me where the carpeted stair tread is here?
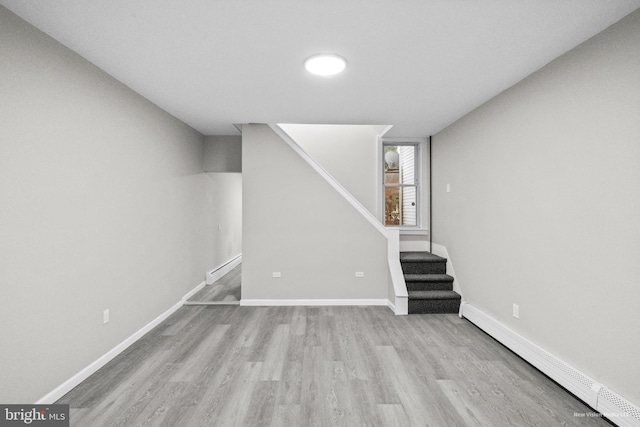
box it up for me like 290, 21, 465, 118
404, 273, 453, 283
400, 251, 446, 263
408, 298, 461, 314
400, 251, 461, 314
408, 290, 461, 300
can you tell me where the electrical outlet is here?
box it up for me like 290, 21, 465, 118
513, 304, 519, 319
446, 183, 451, 193
355, 272, 365, 278
218, 224, 222, 231
272, 272, 281, 278
103, 309, 110, 324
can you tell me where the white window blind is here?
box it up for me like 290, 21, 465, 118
399, 146, 417, 226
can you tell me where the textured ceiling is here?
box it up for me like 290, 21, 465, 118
2, 0, 639, 136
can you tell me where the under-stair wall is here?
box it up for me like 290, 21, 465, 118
277, 124, 380, 216
241, 124, 389, 304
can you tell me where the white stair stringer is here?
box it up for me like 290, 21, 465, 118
268, 124, 387, 237
387, 229, 408, 315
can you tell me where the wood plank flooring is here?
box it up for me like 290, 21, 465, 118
57, 304, 609, 426
187, 265, 241, 303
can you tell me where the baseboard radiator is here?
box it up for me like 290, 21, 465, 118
461, 303, 640, 427
206, 254, 242, 285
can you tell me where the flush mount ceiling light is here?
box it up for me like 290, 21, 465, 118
304, 53, 347, 76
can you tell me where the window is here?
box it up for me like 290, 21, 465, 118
383, 143, 419, 227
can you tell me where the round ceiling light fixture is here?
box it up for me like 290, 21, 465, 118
304, 53, 347, 77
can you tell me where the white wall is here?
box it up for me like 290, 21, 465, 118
204, 173, 242, 266
277, 125, 432, 236
433, 9, 640, 405
0, 7, 216, 403
202, 135, 243, 266
242, 124, 387, 301
203, 135, 242, 173
278, 124, 380, 216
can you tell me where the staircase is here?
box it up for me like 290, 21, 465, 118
400, 252, 461, 314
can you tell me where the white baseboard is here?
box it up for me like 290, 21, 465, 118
206, 254, 242, 284
461, 303, 640, 427
181, 280, 207, 301
35, 257, 241, 404
387, 299, 396, 312
35, 296, 187, 404
597, 388, 640, 427
183, 300, 240, 306
240, 299, 388, 307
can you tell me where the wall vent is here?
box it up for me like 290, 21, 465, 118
597, 388, 640, 427
532, 346, 597, 406
461, 304, 598, 406
206, 254, 242, 285
461, 304, 640, 427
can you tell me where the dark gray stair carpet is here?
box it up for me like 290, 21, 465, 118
408, 290, 461, 300
400, 251, 447, 274
400, 251, 461, 314
404, 274, 454, 291
404, 273, 454, 283
408, 297, 462, 314
400, 251, 446, 263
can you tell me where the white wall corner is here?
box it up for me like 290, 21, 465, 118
393, 296, 408, 316
458, 300, 467, 318
430, 242, 462, 298
36, 298, 185, 404
399, 236, 430, 252
35, 257, 241, 405
182, 281, 207, 302
387, 299, 396, 312
206, 254, 242, 285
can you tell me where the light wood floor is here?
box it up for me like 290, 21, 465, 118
57, 303, 609, 426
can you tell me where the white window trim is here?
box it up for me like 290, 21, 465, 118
379, 137, 428, 231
